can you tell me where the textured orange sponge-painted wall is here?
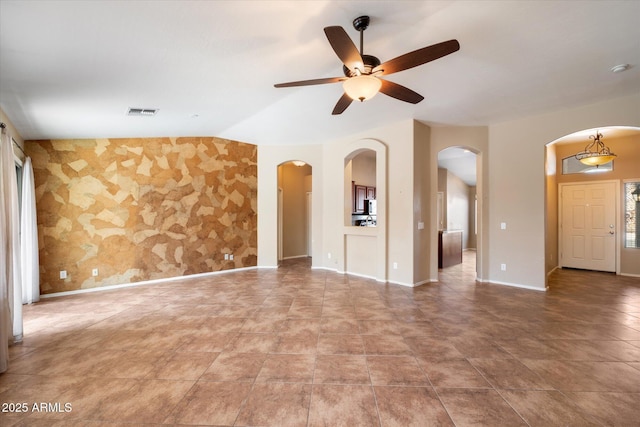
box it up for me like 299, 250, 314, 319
27, 136, 257, 294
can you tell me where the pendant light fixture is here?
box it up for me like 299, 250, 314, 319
574, 130, 617, 166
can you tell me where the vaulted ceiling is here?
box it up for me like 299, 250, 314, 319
1, 1, 638, 145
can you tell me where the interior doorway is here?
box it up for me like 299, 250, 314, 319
436, 147, 480, 276
277, 161, 313, 264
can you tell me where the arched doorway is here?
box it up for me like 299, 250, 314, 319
437, 147, 480, 278
544, 126, 640, 285
277, 160, 312, 264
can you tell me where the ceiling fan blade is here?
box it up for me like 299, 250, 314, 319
274, 76, 346, 88
379, 79, 424, 104
324, 26, 363, 72
373, 39, 460, 75
332, 92, 353, 115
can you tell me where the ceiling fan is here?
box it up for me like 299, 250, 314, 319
274, 15, 460, 115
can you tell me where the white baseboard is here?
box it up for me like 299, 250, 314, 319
486, 280, 547, 292
282, 255, 309, 260
343, 271, 380, 282
619, 272, 640, 278
40, 266, 259, 299
387, 279, 418, 288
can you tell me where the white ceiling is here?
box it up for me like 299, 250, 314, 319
1, 1, 639, 145
438, 147, 477, 186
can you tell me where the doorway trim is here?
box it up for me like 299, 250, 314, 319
306, 191, 312, 257
277, 187, 283, 263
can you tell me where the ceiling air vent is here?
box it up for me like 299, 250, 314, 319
127, 107, 158, 116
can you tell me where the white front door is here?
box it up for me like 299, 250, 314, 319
560, 181, 617, 272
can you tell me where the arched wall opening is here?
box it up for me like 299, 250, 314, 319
341, 139, 387, 281
429, 126, 488, 284
345, 149, 377, 227
437, 147, 480, 275
277, 160, 313, 263
544, 126, 640, 284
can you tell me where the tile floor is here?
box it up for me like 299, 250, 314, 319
1, 252, 640, 426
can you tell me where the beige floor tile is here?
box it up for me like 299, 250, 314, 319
308, 385, 379, 427
500, 390, 601, 426
563, 391, 640, 426
256, 354, 315, 383
168, 381, 252, 425
374, 386, 454, 427
468, 358, 554, 390
273, 334, 318, 354
362, 335, 412, 355
200, 352, 266, 382
145, 351, 219, 380
366, 355, 429, 386
224, 333, 278, 353
317, 334, 364, 354
6, 256, 640, 426
235, 382, 312, 427
437, 388, 527, 426
314, 355, 370, 384
91, 378, 194, 423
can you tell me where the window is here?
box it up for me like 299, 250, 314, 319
562, 155, 612, 175
624, 181, 640, 249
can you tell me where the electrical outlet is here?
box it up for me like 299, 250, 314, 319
393, 262, 398, 269
501, 263, 507, 271
328, 252, 331, 259
92, 268, 99, 277
229, 254, 234, 261
500, 222, 507, 230
224, 254, 229, 260
60, 270, 67, 279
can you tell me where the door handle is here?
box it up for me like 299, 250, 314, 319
609, 230, 615, 235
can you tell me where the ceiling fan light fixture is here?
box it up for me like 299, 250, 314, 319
343, 75, 381, 102
574, 130, 617, 166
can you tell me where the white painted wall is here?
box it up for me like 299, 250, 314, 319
307, 120, 414, 284
489, 93, 640, 290
323, 132, 393, 283
413, 121, 431, 285
352, 152, 376, 188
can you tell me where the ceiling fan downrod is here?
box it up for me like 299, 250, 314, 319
353, 15, 370, 56
345, 15, 380, 77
